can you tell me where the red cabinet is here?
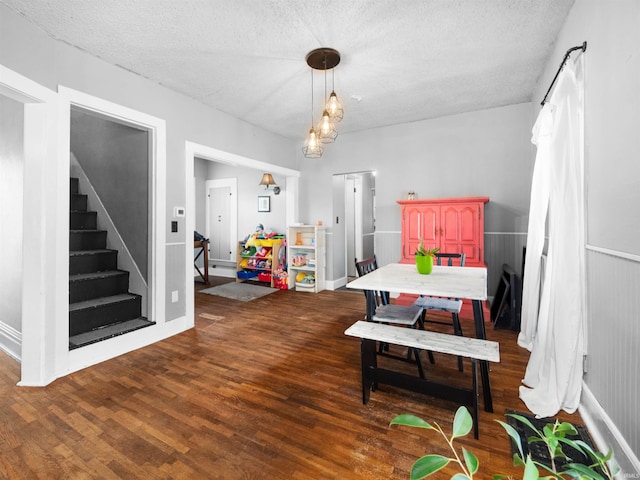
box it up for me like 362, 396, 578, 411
398, 197, 489, 267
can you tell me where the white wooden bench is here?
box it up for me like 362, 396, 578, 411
344, 320, 500, 438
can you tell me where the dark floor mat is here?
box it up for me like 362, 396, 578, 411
505, 409, 599, 472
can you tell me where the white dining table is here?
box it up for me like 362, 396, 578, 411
346, 262, 494, 412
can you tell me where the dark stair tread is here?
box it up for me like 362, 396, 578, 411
69, 293, 140, 312
69, 270, 128, 282
70, 249, 117, 256
69, 317, 155, 350
70, 229, 106, 234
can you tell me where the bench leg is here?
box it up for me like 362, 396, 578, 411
472, 299, 493, 413
472, 359, 479, 440
452, 312, 464, 372
412, 349, 425, 379
361, 338, 377, 404
418, 311, 436, 364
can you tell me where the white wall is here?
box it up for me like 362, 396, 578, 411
296, 102, 534, 290
0, 2, 295, 381
0, 95, 24, 359
531, 0, 640, 474
206, 161, 288, 237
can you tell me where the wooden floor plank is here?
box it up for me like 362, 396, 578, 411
0, 280, 583, 479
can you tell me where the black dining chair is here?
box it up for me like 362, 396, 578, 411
355, 256, 425, 378
413, 252, 466, 371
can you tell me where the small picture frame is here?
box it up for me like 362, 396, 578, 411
258, 196, 270, 212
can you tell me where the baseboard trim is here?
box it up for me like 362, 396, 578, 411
579, 382, 640, 477
327, 276, 348, 291
0, 320, 21, 362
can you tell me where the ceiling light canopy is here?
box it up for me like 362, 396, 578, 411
302, 48, 344, 158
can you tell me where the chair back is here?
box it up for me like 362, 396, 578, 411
355, 256, 390, 306
434, 252, 466, 267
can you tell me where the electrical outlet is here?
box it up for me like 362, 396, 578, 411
171, 290, 179, 303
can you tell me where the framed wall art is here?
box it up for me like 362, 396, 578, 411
258, 196, 270, 212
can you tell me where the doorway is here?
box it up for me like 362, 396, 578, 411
205, 178, 237, 266
334, 171, 376, 284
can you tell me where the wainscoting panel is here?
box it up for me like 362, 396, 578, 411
484, 232, 527, 296
373, 231, 402, 267
584, 247, 640, 470
165, 243, 186, 321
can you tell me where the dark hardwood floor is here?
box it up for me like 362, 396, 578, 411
0, 279, 583, 479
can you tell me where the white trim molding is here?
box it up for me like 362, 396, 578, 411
587, 244, 640, 264
0, 321, 21, 362
184, 141, 301, 325
58, 85, 169, 380
580, 383, 640, 477
1, 63, 59, 386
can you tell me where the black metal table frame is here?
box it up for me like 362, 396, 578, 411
361, 290, 493, 437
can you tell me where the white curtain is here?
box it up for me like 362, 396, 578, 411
518, 55, 585, 418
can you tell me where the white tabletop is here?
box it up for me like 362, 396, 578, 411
346, 263, 487, 301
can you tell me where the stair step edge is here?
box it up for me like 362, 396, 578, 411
69, 270, 129, 282
69, 293, 140, 312
69, 318, 155, 350
70, 249, 117, 256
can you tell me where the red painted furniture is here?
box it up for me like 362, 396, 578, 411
397, 197, 490, 318
397, 197, 489, 267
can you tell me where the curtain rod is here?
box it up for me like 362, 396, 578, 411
540, 41, 587, 106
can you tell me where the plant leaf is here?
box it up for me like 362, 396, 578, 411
496, 420, 525, 458
451, 474, 471, 480
507, 413, 543, 437
410, 455, 450, 480
390, 414, 435, 429
452, 406, 473, 439
522, 456, 540, 480
554, 421, 578, 437
512, 453, 526, 467
462, 447, 479, 474
563, 462, 604, 480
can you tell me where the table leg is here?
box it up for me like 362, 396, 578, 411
361, 338, 377, 404
472, 299, 493, 413
203, 241, 209, 284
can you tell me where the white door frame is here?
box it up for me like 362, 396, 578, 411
0, 64, 58, 385
185, 141, 300, 322
58, 86, 169, 376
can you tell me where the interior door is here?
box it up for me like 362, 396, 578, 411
345, 177, 357, 277
206, 182, 232, 262
360, 172, 375, 260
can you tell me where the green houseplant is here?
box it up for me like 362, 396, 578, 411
390, 406, 617, 480
415, 238, 439, 274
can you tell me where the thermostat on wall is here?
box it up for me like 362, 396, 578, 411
173, 206, 185, 218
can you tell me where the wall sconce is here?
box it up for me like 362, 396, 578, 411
259, 173, 281, 195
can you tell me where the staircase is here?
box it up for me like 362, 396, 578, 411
69, 177, 154, 349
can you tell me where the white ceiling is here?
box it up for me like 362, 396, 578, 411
3, 0, 575, 140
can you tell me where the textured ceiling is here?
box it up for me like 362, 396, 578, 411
3, 0, 575, 140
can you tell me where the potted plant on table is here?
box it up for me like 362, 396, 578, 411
415, 238, 439, 275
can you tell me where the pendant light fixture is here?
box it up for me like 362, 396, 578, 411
302, 67, 324, 158
326, 68, 344, 123
317, 67, 338, 143
303, 48, 342, 157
